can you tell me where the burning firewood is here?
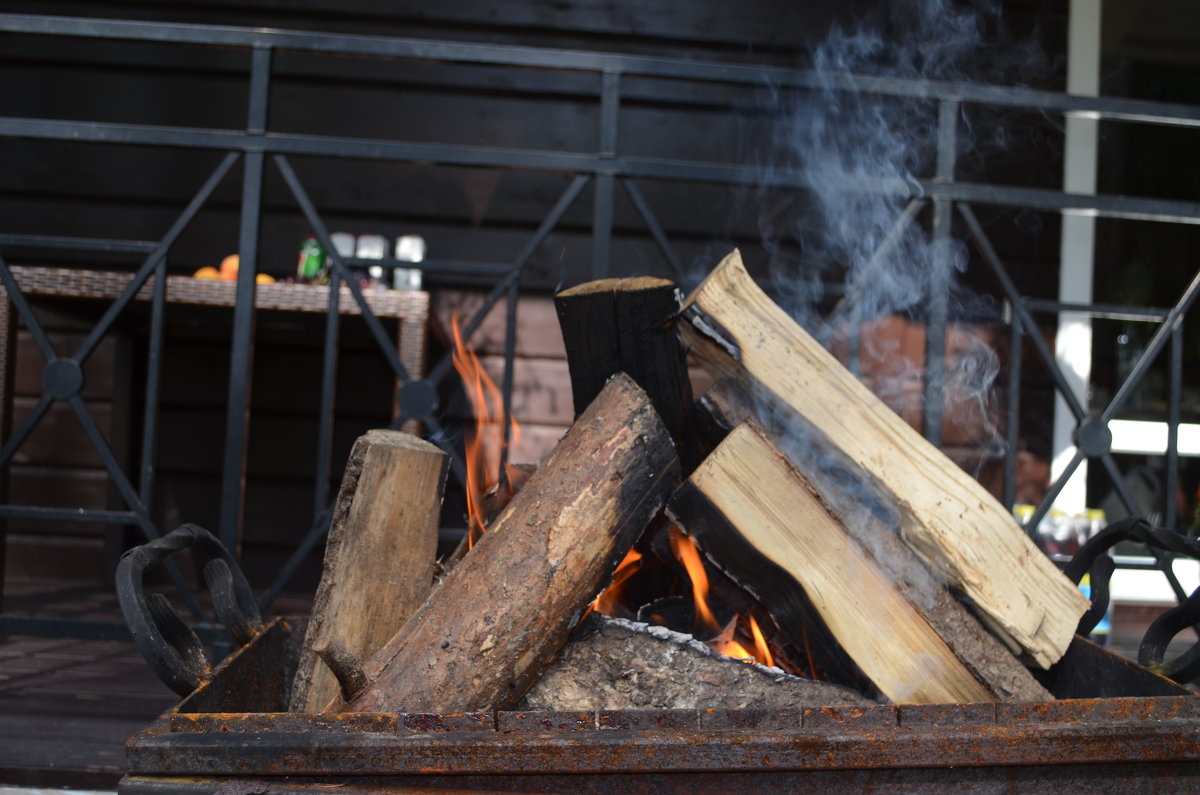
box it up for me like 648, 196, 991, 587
699, 378, 1052, 702
290, 430, 448, 712
555, 276, 692, 444
670, 421, 993, 704
519, 613, 872, 711
325, 373, 679, 714
679, 250, 1087, 669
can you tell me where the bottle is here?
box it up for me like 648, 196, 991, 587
296, 235, 327, 281
1012, 503, 1035, 528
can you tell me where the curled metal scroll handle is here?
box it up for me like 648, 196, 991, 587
116, 523, 263, 696
1065, 516, 1200, 683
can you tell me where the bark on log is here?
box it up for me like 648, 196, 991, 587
698, 379, 1052, 702
519, 614, 872, 711
680, 250, 1087, 669
670, 421, 994, 705
290, 430, 447, 712
327, 373, 679, 713
555, 277, 692, 442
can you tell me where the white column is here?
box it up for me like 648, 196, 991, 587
1051, 0, 1102, 513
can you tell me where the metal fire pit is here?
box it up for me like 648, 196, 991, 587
119, 615, 1200, 793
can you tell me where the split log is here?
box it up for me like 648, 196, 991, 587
680, 250, 1087, 669
327, 373, 679, 713
670, 421, 994, 705
290, 431, 448, 712
519, 614, 872, 711
698, 379, 1052, 702
555, 277, 692, 442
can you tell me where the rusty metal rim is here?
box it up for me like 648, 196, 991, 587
127, 719, 1200, 776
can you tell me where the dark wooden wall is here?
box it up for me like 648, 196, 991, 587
0, 1, 1067, 289
0, 1, 1073, 590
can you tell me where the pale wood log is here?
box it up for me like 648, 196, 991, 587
669, 421, 994, 705
697, 379, 1052, 701
680, 250, 1087, 669
328, 373, 679, 713
290, 430, 448, 712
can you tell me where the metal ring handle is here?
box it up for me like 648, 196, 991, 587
116, 523, 262, 696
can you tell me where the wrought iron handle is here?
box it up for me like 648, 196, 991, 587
116, 523, 262, 696
1066, 516, 1200, 682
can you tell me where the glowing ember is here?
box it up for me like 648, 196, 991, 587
450, 315, 520, 548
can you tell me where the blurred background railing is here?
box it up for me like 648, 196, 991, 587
1, 9, 1199, 642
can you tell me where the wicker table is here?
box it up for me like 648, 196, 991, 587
0, 266, 430, 600
0, 265, 429, 432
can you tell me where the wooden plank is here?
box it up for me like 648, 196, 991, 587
13, 331, 118, 398
290, 430, 447, 712
670, 422, 994, 705
505, 421, 566, 465
9, 397, 112, 469
680, 250, 1087, 669
481, 355, 574, 426
432, 291, 566, 359
328, 374, 679, 713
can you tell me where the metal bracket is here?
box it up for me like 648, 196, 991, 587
116, 523, 263, 696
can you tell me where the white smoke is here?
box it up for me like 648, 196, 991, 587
745, 0, 1049, 468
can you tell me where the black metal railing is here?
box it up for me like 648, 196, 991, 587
1, 13, 1199, 641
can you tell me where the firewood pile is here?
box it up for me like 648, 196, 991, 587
292, 249, 1089, 715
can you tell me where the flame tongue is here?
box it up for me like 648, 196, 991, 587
592, 548, 643, 617
666, 524, 776, 667
450, 315, 520, 548
668, 524, 721, 634
748, 613, 775, 669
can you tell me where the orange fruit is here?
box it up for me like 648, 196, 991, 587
256, 273, 277, 285
192, 266, 220, 280
219, 254, 239, 280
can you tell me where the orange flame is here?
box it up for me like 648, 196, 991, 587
748, 614, 775, 669
450, 315, 520, 548
591, 548, 644, 616
667, 525, 774, 666
668, 525, 721, 633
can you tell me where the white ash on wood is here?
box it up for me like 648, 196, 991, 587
519, 613, 872, 711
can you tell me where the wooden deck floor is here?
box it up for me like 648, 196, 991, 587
0, 579, 311, 790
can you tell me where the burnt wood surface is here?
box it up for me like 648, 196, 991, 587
327, 373, 679, 713
555, 277, 692, 442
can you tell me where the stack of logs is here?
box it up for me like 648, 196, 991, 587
290, 249, 1088, 714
